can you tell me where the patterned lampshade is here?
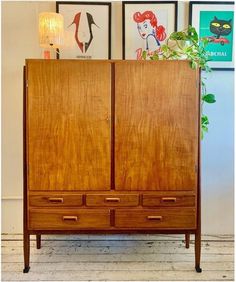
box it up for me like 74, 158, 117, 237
39, 12, 64, 49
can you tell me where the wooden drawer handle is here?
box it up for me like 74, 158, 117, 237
62, 216, 78, 221
105, 197, 120, 202
147, 216, 162, 221
161, 197, 177, 203
48, 197, 64, 203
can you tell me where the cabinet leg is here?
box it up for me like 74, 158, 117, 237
23, 233, 30, 273
36, 234, 41, 249
195, 230, 202, 273
185, 233, 190, 249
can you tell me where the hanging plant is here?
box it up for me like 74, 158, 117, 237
142, 26, 216, 139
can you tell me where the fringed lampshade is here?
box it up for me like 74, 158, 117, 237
39, 12, 64, 58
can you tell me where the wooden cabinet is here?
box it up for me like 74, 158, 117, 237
23, 60, 201, 273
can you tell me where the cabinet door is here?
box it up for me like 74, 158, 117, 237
27, 60, 111, 190
115, 61, 199, 191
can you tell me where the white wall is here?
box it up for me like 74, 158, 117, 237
2, 1, 56, 233
2, 1, 234, 234
201, 71, 234, 234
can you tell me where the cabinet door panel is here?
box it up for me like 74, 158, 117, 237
115, 61, 199, 191
27, 60, 111, 190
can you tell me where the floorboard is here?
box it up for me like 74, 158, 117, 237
1, 234, 234, 281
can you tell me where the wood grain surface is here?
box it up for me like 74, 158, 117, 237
26, 60, 111, 191
115, 61, 199, 191
115, 208, 196, 229
142, 194, 195, 207
29, 209, 111, 230
29, 192, 83, 207
86, 193, 139, 207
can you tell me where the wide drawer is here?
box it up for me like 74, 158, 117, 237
142, 194, 195, 207
29, 209, 110, 230
29, 193, 83, 207
115, 208, 196, 229
86, 194, 139, 207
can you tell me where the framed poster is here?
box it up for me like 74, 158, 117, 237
122, 1, 177, 60
189, 1, 234, 70
56, 2, 111, 59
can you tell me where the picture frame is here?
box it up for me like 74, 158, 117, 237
122, 1, 177, 60
56, 1, 111, 59
189, 1, 234, 70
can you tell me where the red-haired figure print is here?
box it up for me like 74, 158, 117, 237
133, 11, 166, 59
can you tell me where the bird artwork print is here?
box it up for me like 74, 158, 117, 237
69, 12, 99, 54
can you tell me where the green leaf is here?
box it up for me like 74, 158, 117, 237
201, 115, 209, 140
161, 44, 169, 52
169, 31, 187, 41
201, 130, 204, 139
201, 127, 208, 139
202, 94, 216, 103
201, 115, 209, 126
190, 60, 197, 69
201, 37, 209, 47
202, 125, 208, 132
188, 26, 198, 42
204, 65, 212, 72
152, 53, 159, 60
142, 50, 147, 60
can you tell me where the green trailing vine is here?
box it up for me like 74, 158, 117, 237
142, 26, 216, 139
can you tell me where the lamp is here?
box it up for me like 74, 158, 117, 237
39, 12, 64, 59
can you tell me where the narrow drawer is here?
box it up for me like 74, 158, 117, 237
115, 208, 196, 229
29, 193, 83, 207
29, 209, 111, 230
86, 194, 139, 207
142, 194, 195, 207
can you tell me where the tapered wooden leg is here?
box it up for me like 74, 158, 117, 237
195, 230, 202, 272
36, 234, 41, 249
185, 233, 190, 249
23, 233, 30, 273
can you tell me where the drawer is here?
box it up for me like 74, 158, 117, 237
29, 209, 110, 230
29, 193, 83, 207
142, 194, 195, 207
86, 194, 139, 207
115, 208, 196, 229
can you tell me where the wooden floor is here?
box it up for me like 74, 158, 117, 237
2, 234, 234, 281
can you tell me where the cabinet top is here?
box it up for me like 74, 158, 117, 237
25, 59, 195, 67
25, 59, 192, 63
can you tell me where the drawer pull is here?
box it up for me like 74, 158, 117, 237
105, 197, 120, 202
162, 197, 177, 203
48, 197, 64, 203
147, 215, 162, 221
62, 216, 78, 221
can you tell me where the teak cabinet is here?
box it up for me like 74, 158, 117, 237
23, 59, 201, 273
